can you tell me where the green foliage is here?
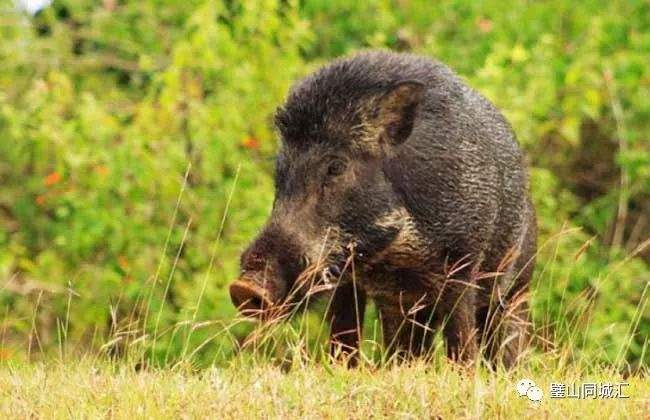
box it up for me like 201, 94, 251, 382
0, 0, 647, 367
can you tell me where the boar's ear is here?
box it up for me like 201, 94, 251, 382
372, 80, 425, 146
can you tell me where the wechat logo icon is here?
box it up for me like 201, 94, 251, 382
516, 378, 543, 402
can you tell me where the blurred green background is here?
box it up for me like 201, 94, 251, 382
0, 0, 648, 367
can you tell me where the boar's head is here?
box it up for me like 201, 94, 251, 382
230, 58, 425, 318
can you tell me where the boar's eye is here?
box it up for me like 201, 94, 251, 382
326, 159, 346, 178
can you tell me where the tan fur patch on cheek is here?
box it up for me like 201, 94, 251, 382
374, 207, 410, 230
372, 207, 429, 267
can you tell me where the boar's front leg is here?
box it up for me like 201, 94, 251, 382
327, 281, 366, 366
377, 300, 435, 361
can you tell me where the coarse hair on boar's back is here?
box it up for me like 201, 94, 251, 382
229, 50, 537, 368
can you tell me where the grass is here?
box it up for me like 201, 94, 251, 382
1, 355, 647, 418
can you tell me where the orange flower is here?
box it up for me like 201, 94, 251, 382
242, 136, 260, 150
44, 171, 61, 186
94, 165, 109, 176
35, 195, 46, 206
476, 18, 493, 33
117, 255, 129, 271
0, 348, 12, 361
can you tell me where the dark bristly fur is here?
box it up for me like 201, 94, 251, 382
230, 50, 537, 367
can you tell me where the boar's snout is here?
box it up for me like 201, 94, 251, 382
231, 225, 307, 317
229, 277, 273, 317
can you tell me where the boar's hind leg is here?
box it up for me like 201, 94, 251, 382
484, 298, 529, 368
327, 281, 366, 367
482, 222, 536, 368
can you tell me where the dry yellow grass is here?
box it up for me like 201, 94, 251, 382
1, 356, 647, 419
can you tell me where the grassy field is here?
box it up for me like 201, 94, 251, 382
2, 356, 648, 418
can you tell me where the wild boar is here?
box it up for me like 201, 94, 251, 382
229, 51, 536, 367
